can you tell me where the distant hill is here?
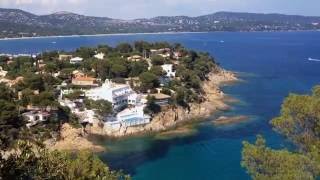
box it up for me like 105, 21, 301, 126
0, 8, 319, 38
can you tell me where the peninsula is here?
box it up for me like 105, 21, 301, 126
0, 41, 237, 151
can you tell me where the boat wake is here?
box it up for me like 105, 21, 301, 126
308, 57, 320, 62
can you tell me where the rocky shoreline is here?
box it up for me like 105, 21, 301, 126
47, 70, 238, 151
45, 124, 106, 152
213, 115, 249, 126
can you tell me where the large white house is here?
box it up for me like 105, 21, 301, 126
70, 57, 83, 64
104, 105, 151, 131
86, 80, 140, 110
161, 64, 176, 78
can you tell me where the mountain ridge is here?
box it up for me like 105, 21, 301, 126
0, 8, 319, 38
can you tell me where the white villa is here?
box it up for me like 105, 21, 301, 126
86, 80, 141, 110
22, 111, 50, 128
161, 64, 176, 78
104, 105, 151, 131
70, 57, 83, 64
94, 52, 105, 60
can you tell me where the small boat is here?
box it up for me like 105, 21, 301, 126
51, 41, 57, 44
308, 57, 320, 62
220, 40, 225, 43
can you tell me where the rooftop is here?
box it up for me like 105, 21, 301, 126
150, 93, 171, 100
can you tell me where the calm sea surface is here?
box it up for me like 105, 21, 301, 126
1, 32, 320, 180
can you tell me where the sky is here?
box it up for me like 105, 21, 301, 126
0, 0, 319, 19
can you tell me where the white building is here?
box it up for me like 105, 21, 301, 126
77, 109, 98, 124
70, 57, 83, 64
86, 80, 140, 110
94, 52, 105, 60
22, 111, 50, 128
127, 55, 142, 62
104, 105, 150, 131
161, 64, 176, 78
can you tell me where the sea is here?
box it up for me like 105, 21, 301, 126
1, 31, 320, 180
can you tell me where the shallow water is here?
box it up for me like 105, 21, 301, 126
1, 31, 320, 180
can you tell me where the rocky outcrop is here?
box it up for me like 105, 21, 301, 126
45, 123, 105, 152
213, 115, 249, 125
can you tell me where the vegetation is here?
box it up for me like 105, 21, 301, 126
242, 86, 320, 179
0, 83, 23, 149
84, 99, 113, 117
0, 141, 130, 179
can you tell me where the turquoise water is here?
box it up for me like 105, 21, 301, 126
1, 32, 320, 179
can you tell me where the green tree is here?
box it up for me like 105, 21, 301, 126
64, 90, 84, 101
139, 72, 159, 92
0, 83, 23, 149
242, 86, 320, 180
150, 66, 165, 77
75, 47, 96, 59
0, 141, 130, 180
44, 62, 58, 74
151, 55, 165, 66
111, 64, 127, 78
31, 91, 57, 109
23, 74, 45, 91
116, 43, 133, 54
134, 41, 151, 53
128, 61, 148, 77
242, 135, 319, 180
144, 96, 161, 115
84, 99, 113, 117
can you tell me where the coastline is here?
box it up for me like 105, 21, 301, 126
0, 31, 208, 41
1, 30, 319, 42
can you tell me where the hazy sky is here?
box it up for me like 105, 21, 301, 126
0, 0, 319, 19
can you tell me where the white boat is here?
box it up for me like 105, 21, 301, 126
308, 57, 320, 62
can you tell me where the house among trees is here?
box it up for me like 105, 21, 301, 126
161, 64, 176, 78
127, 55, 143, 62
58, 54, 73, 61
70, 57, 83, 64
22, 111, 51, 128
150, 93, 171, 106
150, 48, 171, 57
72, 76, 98, 86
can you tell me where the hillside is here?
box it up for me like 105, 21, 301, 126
0, 8, 320, 38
